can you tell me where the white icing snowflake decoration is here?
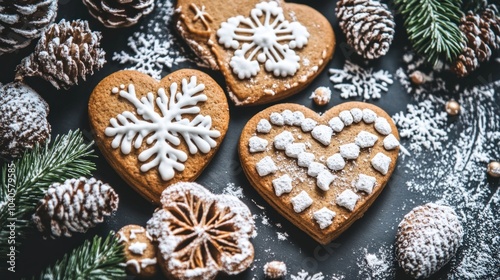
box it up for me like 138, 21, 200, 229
217, 1, 309, 79
105, 76, 221, 181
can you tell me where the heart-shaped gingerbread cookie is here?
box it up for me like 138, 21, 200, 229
89, 70, 229, 203
175, 0, 335, 106
239, 102, 399, 244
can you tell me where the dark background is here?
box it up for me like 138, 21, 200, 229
0, 0, 499, 279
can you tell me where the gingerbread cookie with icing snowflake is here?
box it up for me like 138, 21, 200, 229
88, 69, 229, 203
175, 0, 335, 105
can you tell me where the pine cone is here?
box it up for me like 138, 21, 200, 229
453, 7, 500, 77
82, 0, 155, 28
336, 0, 395, 60
32, 177, 119, 239
0, 0, 58, 55
15, 19, 106, 90
0, 82, 50, 158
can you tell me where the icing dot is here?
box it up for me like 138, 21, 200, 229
307, 162, 327, 177
350, 108, 363, 123
111, 87, 119, 94
297, 152, 315, 167
256, 156, 278, 176
270, 112, 284, 126
248, 136, 268, 153
371, 152, 392, 175
300, 118, 317, 132
355, 131, 379, 148
272, 174, 293, 196
311, 125, 333, 146
328, 117, 344, 132
281, 110, 294, 125
292, 111, 305, 126
383, 134, 400, 150
274, 131, 294, 150
362, 109, 377, 123
326, 153, 345, 171
313, 207, 336, 229
290, 191, 313, 213
374, 117, 392, 135
317, 170, 336, 191
339, 110, 354, 126
336, 189, 359, 211
257, 119, 272, 133
353, 174, 377, 194
119, 84, 125, 89
339, 143, 360, 160
285, 143, 306, 158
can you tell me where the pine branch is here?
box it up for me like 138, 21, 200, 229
394, 0, 465, 65
35, 232, 126, 280
0, 130, 96, 269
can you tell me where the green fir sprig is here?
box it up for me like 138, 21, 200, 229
394, 0, 465, 66
34, 232, 126, 280
0, 130, 96, 269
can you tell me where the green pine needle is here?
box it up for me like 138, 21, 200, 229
0, 130, 96, 268
35, 233, 126, 280
395, 0, 465, 65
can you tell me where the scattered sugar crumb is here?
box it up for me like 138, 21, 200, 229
222, 182, 244, 198
277, 231, 289, 241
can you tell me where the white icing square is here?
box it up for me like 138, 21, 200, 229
339, 110, 353, 126
274, 131, 294, 150
282, 110, 294, 125
300, 118, 317, 132
326, 153, 345, 171
257, 119, 272, 133
249, 136, 268, 153
313, 207, 336, 229
362, 109, 377, 123
285, 143, 306, 158
371, 152, 391, 175
374, 117, 392, 135
353, 174, 377, 194
298, 152, 315, 167
270, 112, 284, 126
292, 111, 305, 126
355, 131, 379, 148
256, 156, 278, 176
339, 143, 360, 160
311, 125, 333, 146
350, 108, 363, 123
317, 170, 336, 191
336, 189, 359, 211
383, 134, 400, 150
272, 174, 293, 196
290, 191, 313, 213
328, 117, 344, 132
307, 162, 327, 177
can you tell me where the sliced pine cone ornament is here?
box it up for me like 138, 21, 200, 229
32, 177, 119, 239
15, 19, 106, 90
0, 82, 51, 158
0, 0, 58, 55
336, 0, 395, 60
453, 6, 500, 77
82, 0, 155, 28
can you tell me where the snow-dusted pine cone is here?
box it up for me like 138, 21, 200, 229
15, 19, 106, 90
32, 177, 119, 239
336, 0, 395, 60
396, 203, 463, 279
264, 261, 287, 279
82, 0, 155, 28
453, 6, 500, 77
0, 0, 58, 55
0, 82, 50, 158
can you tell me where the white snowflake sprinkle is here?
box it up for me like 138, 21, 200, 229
291, 270, 325, 280
329, 60, 393, 100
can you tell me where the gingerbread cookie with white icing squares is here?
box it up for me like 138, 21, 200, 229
117, 224, 158, 278
239, 102, 400, 244
88, 70, 229, 203
175, 0, 335, 105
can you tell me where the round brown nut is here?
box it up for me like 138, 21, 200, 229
487, 161, 500, 178
409, 70, 425, 85
310, 86, 332, 106
264, 261, 287, 279
445, 100, 460, 116
116, 225, 157, 278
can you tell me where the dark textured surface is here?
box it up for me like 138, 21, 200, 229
0, 1, 499, 279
